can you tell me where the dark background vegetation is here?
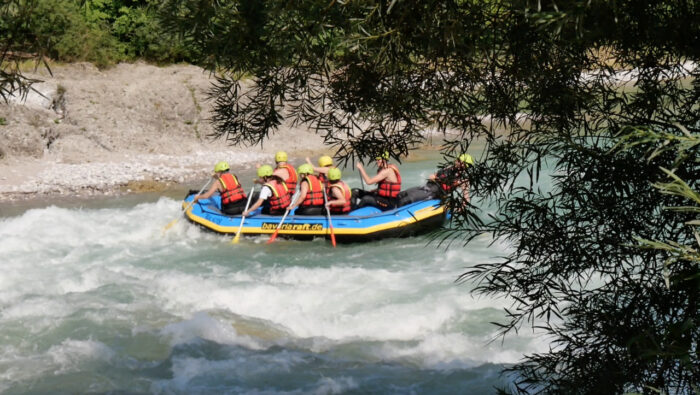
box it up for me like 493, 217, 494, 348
1, 0, 193, 68
2, 0, 699, 393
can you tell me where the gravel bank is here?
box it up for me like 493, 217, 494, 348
0, 62, 327, 202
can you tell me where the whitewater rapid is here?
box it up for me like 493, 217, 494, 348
0, 188, 545, 393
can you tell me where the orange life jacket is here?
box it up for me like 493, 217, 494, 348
377, 164, 402, 198
300, 174, 324, 207
277, 163, 297, 193
264, 181, 291, 211
218, 173, 246, 205
328, 181, 352, 214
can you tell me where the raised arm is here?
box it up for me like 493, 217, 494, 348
357, 164, 389, 185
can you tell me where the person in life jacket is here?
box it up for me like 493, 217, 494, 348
287, 163, 326, 215
426, 153, 473, 203
354, 151, 402, 211
305, 154, 334, 187
272, 151, 297, 195
193, 161, 248, 215
325, 167, 352, 214
243, 165, 291, 216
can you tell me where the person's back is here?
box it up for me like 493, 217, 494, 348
289, 164, 325, 215
427, 153, 472, 203
263, 177, 291, 215
243, 165, 291, 217
376, 163, 402, 199
193, 161, 248, 215
218, 172, 248, 215
273, 151, 297, 194
326, 168, 352, 214
355, 152, 402, 211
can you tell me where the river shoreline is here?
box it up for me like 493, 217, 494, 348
0, 62, 454, 206
0, 62, 333, 204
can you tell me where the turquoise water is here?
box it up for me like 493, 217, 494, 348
0, 154, 545, 394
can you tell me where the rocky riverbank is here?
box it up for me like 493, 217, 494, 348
0, 62, 328, 202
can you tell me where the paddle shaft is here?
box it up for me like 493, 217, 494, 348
267, 186, 301, 244
322, 187, 337, 247
232, 186, 256, 244
163, 178, 211, 231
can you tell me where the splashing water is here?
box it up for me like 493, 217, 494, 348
0, 158, 546, 393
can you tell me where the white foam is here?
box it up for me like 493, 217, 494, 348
310, 377, 359, 394
0, 197, 548, 381
161, 312, 260, 350
47, 339, 116, 373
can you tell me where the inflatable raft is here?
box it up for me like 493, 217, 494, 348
182, 192, 446, 243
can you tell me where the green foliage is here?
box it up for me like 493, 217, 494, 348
0, 0, 193, 71
161, 0, 700, 393
27, 0, 123, 67
1, 0, 46, 102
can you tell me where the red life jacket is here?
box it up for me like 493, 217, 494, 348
318, 172, 329, 188
277, 163, 297, 193
436, 166, 461, 192
264, 181, 291, 211
377, 164, 402, 198
328, 181, 352, 214
218, 173, 246, 205
300, 175, 324, 207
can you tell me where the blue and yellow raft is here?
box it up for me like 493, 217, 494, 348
182, 193, 446, 242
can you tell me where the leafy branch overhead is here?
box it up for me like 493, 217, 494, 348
160, 0, 700, 393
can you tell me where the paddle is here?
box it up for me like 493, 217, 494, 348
231, 186, 256, 244
163, 179, 210, 232
266, 187, 301, 244
322, 187, 337, 248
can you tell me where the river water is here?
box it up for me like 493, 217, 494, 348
0, 153, 546, 394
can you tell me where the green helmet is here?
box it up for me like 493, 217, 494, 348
328, 167, 342, 181
214, 161, 230, 172
458, 153, 474, 166
275, 151, 288, 162
318, 155, 333, 167
297, 163, 314, 175
257, 165, 274, 178
375, 151, 390, 160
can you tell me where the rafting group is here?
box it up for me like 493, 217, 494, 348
191, 150, 474, 219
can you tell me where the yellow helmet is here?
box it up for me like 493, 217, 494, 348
328, 167, 342, 181
275, 151, 288, 162
257, 165, 274, 178
375, 151, 390, 160
214, 161, 230, 172
458, 153, 474, 166
297, 163, 314, 175
318, 155, 333, 167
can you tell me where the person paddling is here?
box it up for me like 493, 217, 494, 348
325, 168, 352, 214
355, 152, 402, 211
305, 155, 334, 187
427, 153, 473, 203
243, 165, 291, 216
273, 151, 297, 195
287, 164, 326, 215
193, 161, 248, 215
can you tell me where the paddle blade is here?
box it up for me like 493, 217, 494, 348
232, 233, 241, 244
330, 231, 336, 248
163, 218, 178, 232
267, 230, 280, 244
